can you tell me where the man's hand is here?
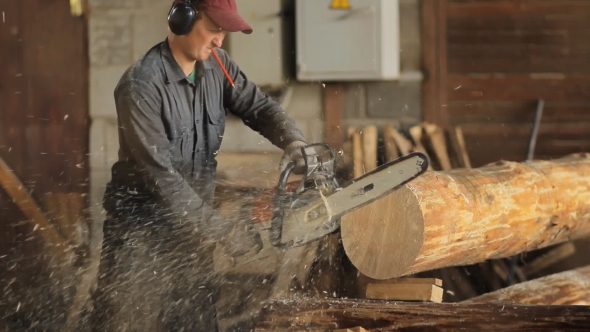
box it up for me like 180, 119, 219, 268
279, 140, 307, 175
219, 220, 263, 258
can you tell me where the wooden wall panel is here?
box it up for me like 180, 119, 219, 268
443, 0, 590, 167
0, 0, 88, 326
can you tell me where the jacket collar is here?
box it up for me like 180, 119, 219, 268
160, 38, 214, 83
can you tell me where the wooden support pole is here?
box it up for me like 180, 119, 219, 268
341, 153, 590, 280
465, 264, 590, 305
254, 298, 590, 331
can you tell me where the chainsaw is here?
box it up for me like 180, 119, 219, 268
214, 142, 429, 271
269, 143, 428, 249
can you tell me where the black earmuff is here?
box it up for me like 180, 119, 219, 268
168, 0, 200, 35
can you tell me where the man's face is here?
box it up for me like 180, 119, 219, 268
182, 12, 227, 61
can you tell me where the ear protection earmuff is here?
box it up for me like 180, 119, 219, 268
168, 0, 200, 35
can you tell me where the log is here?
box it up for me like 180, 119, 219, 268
254, 298, 590, 331
465, 264, 590, 305
341, 153, 590, 280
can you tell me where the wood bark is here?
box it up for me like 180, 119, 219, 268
254, 298, 590, 331
341, 153, 590, 280
465, 264, 590, 305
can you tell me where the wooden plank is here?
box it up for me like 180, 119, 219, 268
424, 123, 452, 171
356, 274, 443, 297
448, 15, 590, 30
449, 58, 590, 74
382, 125, 399, 162
389, 127, 413, 156
448, 73, 590, 88
408, 125, 433, 170
255, 298, 590, 331
324, 84, 344, 152
448, 102, 590, 124
448, 45, 590, 60
449, 126, 471, 168
448, 1, 590, 18
524, 242, 577, 276
449, 86, 590, 102
366, 283, 444, 303
458, 122, 590, 137
448, 30, 590, 46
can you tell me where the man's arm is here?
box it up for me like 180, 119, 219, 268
114, 79, 232, 242
218, 49, 306, 150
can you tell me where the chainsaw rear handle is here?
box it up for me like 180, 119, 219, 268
270, 160, 296, 248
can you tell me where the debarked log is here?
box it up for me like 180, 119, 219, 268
254, 298, 590, 331
465, 264, 590, 305
341, 153, 590, 280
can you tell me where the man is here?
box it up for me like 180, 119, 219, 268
90, 0, 307, 330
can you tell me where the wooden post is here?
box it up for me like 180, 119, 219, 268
341, 153, 590, 280
421, 0, 448, 126
324, 84, 345, 152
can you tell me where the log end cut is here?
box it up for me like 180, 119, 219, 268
341, 186, 424, 280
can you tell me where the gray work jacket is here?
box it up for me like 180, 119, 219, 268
103, 39, 305, 239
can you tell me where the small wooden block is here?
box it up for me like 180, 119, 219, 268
366, 283, 444, 303
334, 327, 367, 332
384, 278, 443, 287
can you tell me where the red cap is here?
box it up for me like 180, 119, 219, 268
201, 0, 253, 34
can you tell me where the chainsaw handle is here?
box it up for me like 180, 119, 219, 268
270, 161, 296, 248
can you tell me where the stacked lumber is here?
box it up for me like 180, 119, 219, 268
341, 122, 471, 180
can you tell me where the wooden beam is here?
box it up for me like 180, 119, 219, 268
254, 298, 590, 331
465, 264, 590, 305
0, 156, 69, 259
341, 153, 590, 280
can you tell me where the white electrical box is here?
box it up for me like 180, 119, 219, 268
228, 0, 285, 86
296, 0, 400, 81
